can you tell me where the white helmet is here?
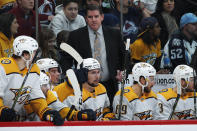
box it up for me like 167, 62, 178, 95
132, 62, 156, 89
82, 58, 100, 70
13, 35, 38, 57
36, 58, 59, 73
173, 65, 195, 94
40, 72, 50, 86
13, 35, 38, 68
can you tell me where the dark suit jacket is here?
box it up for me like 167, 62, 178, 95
60, 25, 125, 80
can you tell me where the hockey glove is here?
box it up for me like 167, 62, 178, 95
76, 109, 96, 121
0, 107, 17, 121
74, 68, 89, 84
43, 110, 64, 126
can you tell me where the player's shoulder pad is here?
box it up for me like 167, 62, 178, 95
53, 82, 74, 102
145, 90, 157, 99
31, 64, 40, 75
0, 57, 18, 74
158, 88, 177, 101
95, 83, 107, 95
115, 86, 138, 102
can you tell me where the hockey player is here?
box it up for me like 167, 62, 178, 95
53, 58, 114, 120
36, 58, 61, 89
155, 64, 196, 120
113, 62, 157, 120
0, 35, 64, 125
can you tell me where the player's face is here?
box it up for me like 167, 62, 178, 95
163, 0, 174, 13
181, 77, 194, 92
49, 67, 60, 84
10, 18, 19, 35
86, 10, 104, 31
18, 0, 34, 10
87, 69, 100, 87
63, 2, 78, 21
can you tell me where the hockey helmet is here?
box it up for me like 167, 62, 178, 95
173, 65, 195, 92
13, 35, 38, 57
36, 58, 59, 73
82, 58, 100, 70
132, 62, 156, 86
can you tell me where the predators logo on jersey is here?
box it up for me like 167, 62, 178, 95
10, 86, 32, 104
134, 110, 152, 120
174, 109, 194, 120
1, 59, 11, 64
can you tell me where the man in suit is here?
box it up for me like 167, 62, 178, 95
60, 4, 125, 108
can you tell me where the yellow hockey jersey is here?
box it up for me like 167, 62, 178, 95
0, 32, 14, 58
0, 57, 50, 120
130, 38, 161, 65
155, 88, 197, 120
54, 82, 110, 118
113, 86, 157, 120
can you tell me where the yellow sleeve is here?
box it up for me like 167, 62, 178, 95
130, 41, 144, 61
46, 90, 57, 105
102, 107, 115, 118
24, 100, 34, 115
156, 40, 161, 58
30, 98, 51, 120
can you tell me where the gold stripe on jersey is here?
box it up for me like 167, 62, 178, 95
82, 83, 106, 102
29, 98, 51, 119
24, 101, 34, 115
46, 90, 57, 105
140, 90, 157, 102
0, 57, 40, 76
59, 107, 76, 120
0, 98, 3, 107
53, 82, 74, 102
115, 86, 138, 103
158, 88, 177, 101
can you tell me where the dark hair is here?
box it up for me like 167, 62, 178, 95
39, 28, 56, 58
63, 0, 79, 7
138, 17, 159, 47
56, 30, 70, 49
155, 0, 177, 17
85, 4, 103, 15
0, 13, 16, 39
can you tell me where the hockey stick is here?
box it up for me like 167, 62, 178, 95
168, 79, 182, 120
117, 39, 130, 120
12, 49, 40, 109
66, 69, 82, 110
60, 43, 83, 69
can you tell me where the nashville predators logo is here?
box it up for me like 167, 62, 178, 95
134, 110, 153, 120
10, 86, 32, 104
174, 109, 194, 120
1, 59, 11, 64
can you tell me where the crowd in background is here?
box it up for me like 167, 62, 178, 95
0, 0, 197, 122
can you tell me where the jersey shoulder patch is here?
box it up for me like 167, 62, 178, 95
1, 59, 11, 64
158, 88, 177, 101
115, 86, 138, 102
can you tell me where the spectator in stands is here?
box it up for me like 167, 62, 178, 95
49, 0, 86, 36
160, 13, 197, 71
0, 13, 19, 58
38, 0, 56, 27
9, 0, 53, 38
152, 0, 179, 50
130, 17, 162, 71
105, 0, 145, 42
39, 28, 60, 62
0, 0, 17, 14
133, 0, 158, 15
